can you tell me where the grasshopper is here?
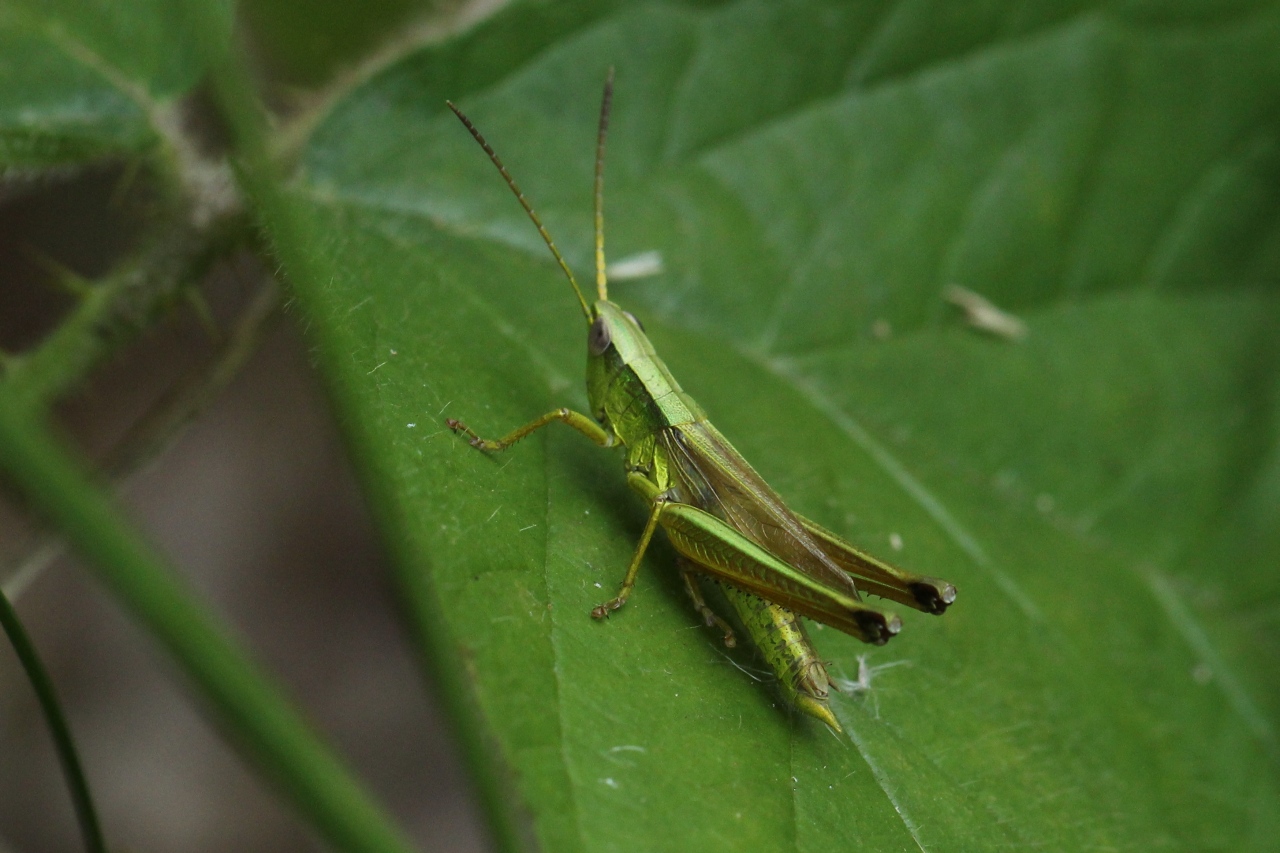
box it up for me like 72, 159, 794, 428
444, 73, 956, 731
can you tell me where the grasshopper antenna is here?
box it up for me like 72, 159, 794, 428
594, 68, 615, 302
446, 100, 594, 321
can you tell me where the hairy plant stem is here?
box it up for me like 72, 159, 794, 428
0, 208, 255, 412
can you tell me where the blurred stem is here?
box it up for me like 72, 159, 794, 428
270, 0, 511, 167
0, 400, 418, 853
2, 277, 284, 602
100, 275, 282, 477
0, 211, 254, 412
189, 4, 527, 851
0, 587, 106, 853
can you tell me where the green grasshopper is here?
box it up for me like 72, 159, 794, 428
444, 73, 956, 731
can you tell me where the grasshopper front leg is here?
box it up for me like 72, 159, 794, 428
447, 407, 617, 451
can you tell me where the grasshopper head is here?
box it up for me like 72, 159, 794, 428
585, 300, 655, 426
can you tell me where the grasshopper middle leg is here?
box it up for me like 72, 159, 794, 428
592, 491, 669, 619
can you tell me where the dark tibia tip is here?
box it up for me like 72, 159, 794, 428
855, 610, 903, 645
911, 580, 958, 615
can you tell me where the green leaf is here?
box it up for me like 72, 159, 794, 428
239, 0, 431, 86
0, 0, 214, 167
283, 1, 1280, 849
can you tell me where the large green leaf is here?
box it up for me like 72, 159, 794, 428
284, 1, 1280, 849
0, 0, 212, 167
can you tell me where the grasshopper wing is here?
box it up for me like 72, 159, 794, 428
660, 421, 954, 616
659, 501, 901, 643
659, 421, 864, 597
795, 515, 957, 615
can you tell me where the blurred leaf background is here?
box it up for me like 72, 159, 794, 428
1, 1, 1278, 852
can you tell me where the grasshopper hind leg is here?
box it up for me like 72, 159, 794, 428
677, 560, 736, 647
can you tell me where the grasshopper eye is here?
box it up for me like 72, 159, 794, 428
622, 310, 645, 332
588, 316, 612, 355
